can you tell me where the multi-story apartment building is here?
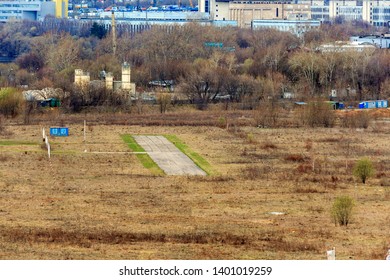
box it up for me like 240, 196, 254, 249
362, 0, 390, 27
328, 0, 363, 21
321, 0, 390, 26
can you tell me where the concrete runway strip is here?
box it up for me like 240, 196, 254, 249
133, 135, 207, 176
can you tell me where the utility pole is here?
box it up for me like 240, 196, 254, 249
112, 10, 117, 56
112, 2, 117, 56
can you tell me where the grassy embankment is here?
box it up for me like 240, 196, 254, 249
165, 134, 215, 175
121, 134, 164, 175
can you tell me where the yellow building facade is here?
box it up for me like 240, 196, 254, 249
53, 0, 68, 18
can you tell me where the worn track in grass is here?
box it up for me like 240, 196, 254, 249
133, 135, 207, 176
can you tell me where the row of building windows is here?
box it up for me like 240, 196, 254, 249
0, 10, 22, 14
373, 8, 390, 13
372, 15, 390, 20
0, 4, 39, 8
311, 7, 329, 12
372, 21, 389, 26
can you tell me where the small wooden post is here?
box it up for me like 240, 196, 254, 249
83, 120, 86, 142
83, 120, 87, 152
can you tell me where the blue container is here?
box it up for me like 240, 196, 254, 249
359, 100, 388, 109
376, 100, 388, 108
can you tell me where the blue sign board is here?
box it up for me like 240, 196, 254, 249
204, 42, 223, 48
50, 127, 69, 137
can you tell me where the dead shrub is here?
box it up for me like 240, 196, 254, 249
40, 143, 47, 150
296, 101, 335, 128
156, 92, 171, 114
376, 172, 386, 179
384, 187, 390, 199
285, 154, 308, 162
193, 175, 234, 183
253, 99, 280, 128
227, 125, 245, 138
369, 243, 390, 260
297, 164, 312, 173
264, 236, 320, 252
295, 186, 324, 193
241, 165, 262, 180
301, 174, 326, 183
0, 154, 9, 161
2, 227, 251, 246
261, 141, 278, 150
380, 178, 390, 187
305, 140, 312, 151
355, 111, 371, 128
319, 137, 340, 143
0, 116, 4, 134
340, 111, 372, 129
329, 175, 340, 188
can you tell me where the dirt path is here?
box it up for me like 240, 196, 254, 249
133, 135, 207, 176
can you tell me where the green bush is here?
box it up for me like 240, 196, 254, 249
331, 196, 354, 226
0, 87, 23, 117
353, 157, 374, 184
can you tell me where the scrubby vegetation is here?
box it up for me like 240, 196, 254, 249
0, 18, 388, 116
331, 196, 355, 226
1, 122, 389, 260
353, 157, 374, 184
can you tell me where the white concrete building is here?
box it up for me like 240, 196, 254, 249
350, 34, 390, 48
252, 18, 321, 36
318, 40, 377, 52
326, 0, 390, 26
198, 0, 390, 27
363, 0, 390, 27
0, 0, 55, 22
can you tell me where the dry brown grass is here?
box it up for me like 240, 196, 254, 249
0, 112, 390, 260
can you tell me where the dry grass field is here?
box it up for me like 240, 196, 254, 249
0, 110, 390, 260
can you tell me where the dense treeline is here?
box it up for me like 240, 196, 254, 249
0, 17, 389, 112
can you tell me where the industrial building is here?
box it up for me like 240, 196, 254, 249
350, 34, 390, 48
1, 0, 390, 30
197, 0, 390, 28
98, 10, 210, 25
318, 40, 377, 52
75, 62, 136, 96
0, 0, 67, 22
252, 18, 321, 36
198, 0, 312, 28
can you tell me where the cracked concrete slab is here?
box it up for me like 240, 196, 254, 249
133, 135, 207, 176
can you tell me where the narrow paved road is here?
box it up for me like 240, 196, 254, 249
133, 135, 207, 176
